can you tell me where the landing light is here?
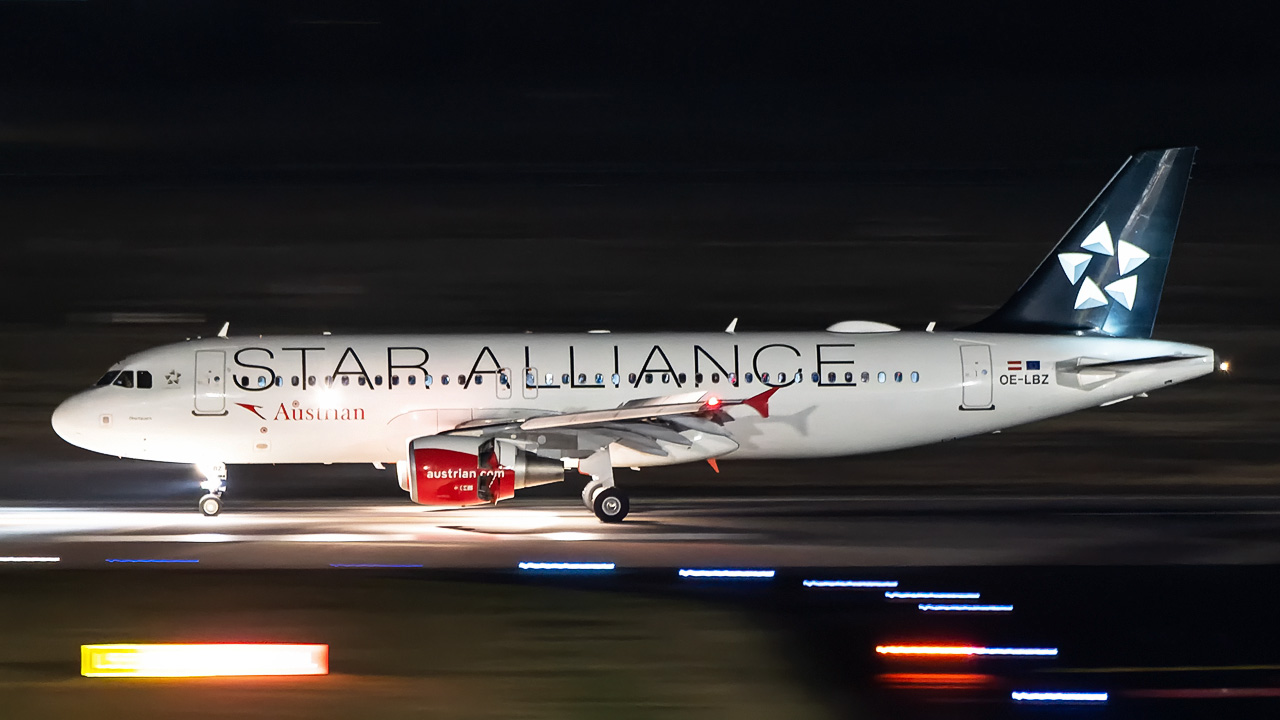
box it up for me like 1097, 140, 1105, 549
1219, 360, 1231, 373
81, 643, 328, 677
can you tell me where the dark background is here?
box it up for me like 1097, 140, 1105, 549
1, 1, 1277, 499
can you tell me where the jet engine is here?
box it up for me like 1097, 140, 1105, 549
401, 436, 564, 507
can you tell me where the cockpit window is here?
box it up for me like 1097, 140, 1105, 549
137, 371, 153, 389
96, 371, 121, 387
112, 371, 135, 388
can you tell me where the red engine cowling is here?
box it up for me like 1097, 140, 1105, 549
404, 436, 563, 507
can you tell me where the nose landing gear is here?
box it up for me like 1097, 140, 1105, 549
196, 462, 227, 516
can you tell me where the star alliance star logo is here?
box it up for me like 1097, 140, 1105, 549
1056, 221, 1148, 311
165, 370, 181, 385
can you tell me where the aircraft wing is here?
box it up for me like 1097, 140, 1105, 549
443, 387, 778, 461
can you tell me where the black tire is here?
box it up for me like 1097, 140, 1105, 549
592, 488, 629, 523
199, 493, 223, 517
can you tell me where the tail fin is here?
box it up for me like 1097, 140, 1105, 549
966, 147, 1196, 338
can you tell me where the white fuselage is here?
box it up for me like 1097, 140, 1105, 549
52, 329, 1215, 468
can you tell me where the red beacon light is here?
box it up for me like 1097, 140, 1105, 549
705, 396, 722, 409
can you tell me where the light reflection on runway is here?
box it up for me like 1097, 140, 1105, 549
5, 495, 1280, 568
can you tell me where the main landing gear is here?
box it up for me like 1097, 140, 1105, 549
196, 462, 227, 517
579, 450, 629, 523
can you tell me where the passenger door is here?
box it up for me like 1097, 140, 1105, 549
194, 350, 227, 415
959, 344, 993, 410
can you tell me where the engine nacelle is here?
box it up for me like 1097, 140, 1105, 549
405, 436, 564, 507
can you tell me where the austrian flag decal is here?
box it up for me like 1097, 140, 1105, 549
1006, 360, 1040, 372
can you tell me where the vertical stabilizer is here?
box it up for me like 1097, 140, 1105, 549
966, 147, 1196, 338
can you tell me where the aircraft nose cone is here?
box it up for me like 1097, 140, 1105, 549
51, 395, 84, 443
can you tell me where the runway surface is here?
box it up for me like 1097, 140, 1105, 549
5, 494, 1280, 569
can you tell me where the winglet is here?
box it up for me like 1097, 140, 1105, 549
707, 458, 720, 473
741, 387, 779, 418
724, 317, 738, 334
217, 322, 230, 338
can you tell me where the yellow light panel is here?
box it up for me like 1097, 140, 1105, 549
81, 644, 328, 678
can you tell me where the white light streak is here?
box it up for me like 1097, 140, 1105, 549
1012, 691, 1107, 703
679, 569, 776, 579
803, 580, 897, 588
886, 591, 980, 600
518, 562, 615, 571
919, 604, 1013, 612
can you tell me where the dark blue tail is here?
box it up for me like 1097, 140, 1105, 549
967, 147, 1196, 338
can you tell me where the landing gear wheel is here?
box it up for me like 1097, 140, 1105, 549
198, 493, 223, 517
592, 488, 629, 523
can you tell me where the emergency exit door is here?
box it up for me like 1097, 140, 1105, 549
959, 344, 993, 410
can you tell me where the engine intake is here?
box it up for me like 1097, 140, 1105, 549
405, 436, 564, 507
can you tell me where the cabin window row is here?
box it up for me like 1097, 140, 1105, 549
240, 368, 921, 389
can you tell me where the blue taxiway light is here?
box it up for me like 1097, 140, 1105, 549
330, 564, 424, 568
919, 603, 1013, 612
803, 580, 898, 588
885, 591, 980, 600
518, 562, 616, 571
106, 559, 199, 564
679, 569, 776, 579
1012, 691, 1107, 703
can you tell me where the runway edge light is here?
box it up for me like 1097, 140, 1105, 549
81, 644, 329, 678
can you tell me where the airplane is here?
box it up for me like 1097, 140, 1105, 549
52, 147, 1220, 522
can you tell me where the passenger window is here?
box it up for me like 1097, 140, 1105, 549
761, 372, 769, 383
425, 374, 433, 387
595, 373, 603, 384
240, 376, 249, 387
645, 373, 653, 384
878, 372, 886, 383
474, 375, 483, 385
526, 371, 536, 387
911, 371, 920, 383
308, 376, 316, 387
578, 373, 587, 384
275, 376, 283, 388
137, 371, 153, 389
561, 373, 570, 385
611, 373, 620, 386
375, 375, 383, 386
458, 375, 466, 386
545, 373, 555, 385
342, 376, 350, 386
861, 372, 870, 383
500, 372, 510, 387
113, 371, 135, 389
96, 371, 121, 387
845, 372, 853, 383
324, 376, 332, 387
677, 373, 686, 384
292, 376, 300, 387
745, 373, 754, 383
812, 372, 821, 383
695, 373, 704, 384
442, 375, 450, 385
258, 376, 267, 388
795, 371, 803, 383
628, 373, 637, 384
408, 375, 416, 386
729, 372, 737, 385
661, 373, 670, 384
895, 372, 903, 383
827, 372, 835, 383
391, 375, 399, 386
711, 372, 720, 384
